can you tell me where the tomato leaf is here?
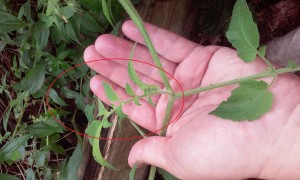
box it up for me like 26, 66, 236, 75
97, 99, 107, 117
125, 83, 135, 96
85, 120, 116, 170
210, 80, 273, 121
226, 0, 259, 62
103, 81, 120, 102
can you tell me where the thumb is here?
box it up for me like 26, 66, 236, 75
128, 136, 170, 169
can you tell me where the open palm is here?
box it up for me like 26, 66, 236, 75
84, 21, 300, 179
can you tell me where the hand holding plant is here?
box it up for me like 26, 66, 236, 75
84, 20, 300, 179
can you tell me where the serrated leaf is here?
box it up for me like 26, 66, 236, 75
143, 85, 160, 96
85, 102, 96, 122
34, 151, 47, 168
226, 0, 259, 62
115, 105, 128, 121
0, 134, 30, 163
85, 120, 116, 170
102, 0, 115, 27
128, 60, 144, 88
258, 45, 266, 57
125, 83, 135, 96
49, 88, 68, 106
210, 80, 273, 121
97, 99, 107, 117
157, 168, 177, 180
101, 115, 113, 128
33, 20, 50, 50
0, 11, 27, 34
28, 118, 64, 138
129, 162, 138, 180
17, 63, 47, 94
103, 81, 120, 102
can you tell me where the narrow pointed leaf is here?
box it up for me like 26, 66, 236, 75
133, 97, 141, 106
226, 0, 259, 62
85, 120, 116, 170
102, 81, 119, 102
147, 95, 156, 107
102, 0, 115, 28
128, 60, 144, 88
210, 80, 273, 121
97, 99, 107, 117
49, 88, 68, 106
125, 83, 135, 96
129, 162, 138, 180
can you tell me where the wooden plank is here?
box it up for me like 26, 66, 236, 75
79, 0, 198, 179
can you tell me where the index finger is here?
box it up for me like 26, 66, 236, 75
122, 20, 199, 63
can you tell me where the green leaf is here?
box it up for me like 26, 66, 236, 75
226, 0, 259, 62
128, 60, 160, 95
17, 63, 47, 94
34, 151, 47, 168
33, 20, 50, 50
258, 45, 266, 57
61, 87, 79, 99
28, 119, 64, 138
129, 162, 138, 180
49, 88, 68, 106
157, 168, 177, 180
60, 6, 76, 19
103, 81, 120, 102
0, 134, 30, 163
102, 0, 115, 27
97, 99, 106, 117
147, 95, 156, 107
85, 120, 116, 170
0, 11, 27, 34
65, 22, 80, 44
79, 0, 102, 14
210, 80, 273, 121
287, 60, 297, 68
133, 97, 141, 106
0, 40, 5, 53
61, 143, 82, 180
115, 105, 128, 126
25, 168, 35, 180
75, 94, 85, 111
0, 173, 19, 180
85, 103, 96, 122
101, 115, 113, 128
125, 83, 135, 96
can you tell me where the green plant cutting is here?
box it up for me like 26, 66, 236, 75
84, 0, 300, 179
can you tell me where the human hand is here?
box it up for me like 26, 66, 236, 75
84, 21, 300, 179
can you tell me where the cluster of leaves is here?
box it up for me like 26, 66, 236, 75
0, 0, 140, 179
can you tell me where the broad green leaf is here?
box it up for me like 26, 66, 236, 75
97, 99, 106, 117
129, 162, 138, 180
61, 87, 79, 99
25, 168, 35, 180
102, 0, 115, 27
28, 119, 64, 138
226, 0, 259, 62
80, 13, 104, 33
79, 0, 102, 14
34, 151, 47, 168
65, 21, 80, 44
0, 173, 19, 180
75, 94, 85, 111
0, 134, 30, 163
17, 63, 47, 94
60, 6, 76, 19
85, 103, 96, 122
125, 83, 135, 96
33, 20, 50, 50
103, 81, 120, 102
61, 143, 82, 180
157, 168, 177, 180
210, 80, 273, 121
0, 11, 27, 34
49, 88, 68, 106
258, 45, 266, 57
85, 120, 116, 170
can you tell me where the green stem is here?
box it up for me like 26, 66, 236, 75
118, 0, 173, 93
159, 96, 175, 136
12, 97, 29, 138
258, 52, 277, 87
148, 166, 157, 180
129, 120, 146, 137
174, 66, 300, 99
